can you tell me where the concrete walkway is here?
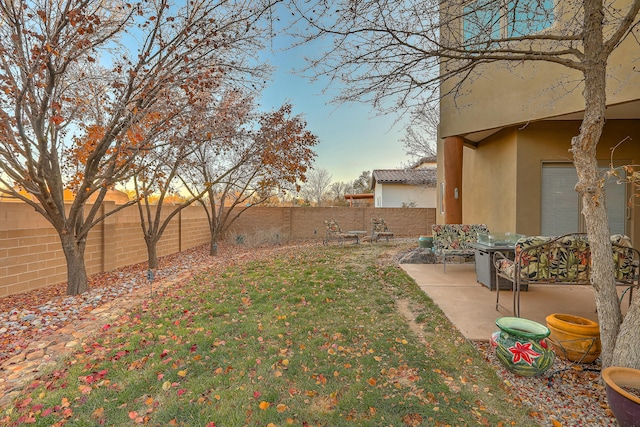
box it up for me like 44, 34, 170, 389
400, 262, 629, 341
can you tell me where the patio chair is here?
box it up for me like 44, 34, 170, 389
371, 218, 394, 243
323, 220, 359, 245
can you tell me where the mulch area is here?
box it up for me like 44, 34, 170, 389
0, 241, 287, 365
473, 341, 618, 427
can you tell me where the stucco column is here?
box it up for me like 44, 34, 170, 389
444, 136, 463, 224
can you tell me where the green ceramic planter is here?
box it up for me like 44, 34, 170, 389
490, 317, 555, 377
418, 236, 433, 249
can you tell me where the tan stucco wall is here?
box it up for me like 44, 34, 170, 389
461, 129, 518, 232
515, 120, 640, 241
439, 5, 640, 138
0, 203, 436, 297
456, 120, 640, 242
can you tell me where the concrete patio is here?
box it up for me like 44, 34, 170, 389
400, 262, 631, 341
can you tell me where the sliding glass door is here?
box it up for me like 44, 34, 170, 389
541, 163, 627, 236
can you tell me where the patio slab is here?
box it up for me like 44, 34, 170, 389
400, 263, 629, 341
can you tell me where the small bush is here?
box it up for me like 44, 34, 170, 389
226, 227, 287, 247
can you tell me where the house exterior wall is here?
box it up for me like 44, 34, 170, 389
437, 0, 640, 242
374, 183, 437, 208
451, 120, 640, 243
461, 129, 518, 231
514, 120, 640, 242
439, 2, 640, 138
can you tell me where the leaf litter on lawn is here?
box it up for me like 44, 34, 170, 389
1, 242, 535, 426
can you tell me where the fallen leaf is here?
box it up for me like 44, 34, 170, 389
78, 385, 92, 395
92, 407, 105, 418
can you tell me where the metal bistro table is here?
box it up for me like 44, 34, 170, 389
468, 242, 517, 291
347, 230, 368, 244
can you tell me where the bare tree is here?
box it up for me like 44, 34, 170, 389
402, 105, 438, 162
129, 98, 217, 270
301, 167, 333, 206
286, 0, 640, 368
183, 102, 318, 255
0, 0, 277, 295
329, 181, 352, 205
351, 170, 372, 194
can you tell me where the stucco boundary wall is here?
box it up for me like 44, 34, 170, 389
0, 202, 435, 297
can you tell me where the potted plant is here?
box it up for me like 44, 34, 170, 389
418, 235, 433, 249
545, 313, 601, 363
602, 366, 640, 427
490, 317, 555, 377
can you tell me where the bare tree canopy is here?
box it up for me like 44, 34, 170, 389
182, 101, 318, 254
301, 167, 332, 206
286, 0, 640, 369
288, 0, 639, 109
401, 105, 437, 162
0, 0, 277, 294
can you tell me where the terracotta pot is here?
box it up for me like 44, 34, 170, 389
490, 317, 555, 377
602, 366, 640, 427
545, 313, 601, 364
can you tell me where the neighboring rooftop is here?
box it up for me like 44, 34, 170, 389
411, 155, 437, 168
371, 169, 437, 188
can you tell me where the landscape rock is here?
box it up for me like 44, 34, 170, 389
395, 248, 436, 264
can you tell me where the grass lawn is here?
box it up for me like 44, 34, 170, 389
1, 243, 536, 426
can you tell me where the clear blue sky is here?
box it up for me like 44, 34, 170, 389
258, 33, 410, 184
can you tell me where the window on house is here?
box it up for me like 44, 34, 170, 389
507, 0, 555, 37
541, 163, 627, 236
463, 0, 554, 44
463, 0, 500, 44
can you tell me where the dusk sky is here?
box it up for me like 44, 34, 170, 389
257, 27, 411, 184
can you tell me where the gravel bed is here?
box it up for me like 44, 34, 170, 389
473, 341, 617, 426
0, 241, 296, 364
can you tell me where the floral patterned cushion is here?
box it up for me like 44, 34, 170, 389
371, 218, 393, 235
611, 234, 637, 281
325, 220, 342, 233
496, 233, 637, 284
431, 224, 489, 253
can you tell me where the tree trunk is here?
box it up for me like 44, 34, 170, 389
61, 234, 89, 296
612, 292, 640, 369
572, 0, 622, 369
146, 236, 159, 269
209, 230, 219, 256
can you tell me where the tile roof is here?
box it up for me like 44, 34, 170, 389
411, 155, 437, 167
372, 168, 437, 188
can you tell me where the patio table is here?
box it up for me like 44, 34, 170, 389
468, 242, 519, 291
347, 230, 367, 244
